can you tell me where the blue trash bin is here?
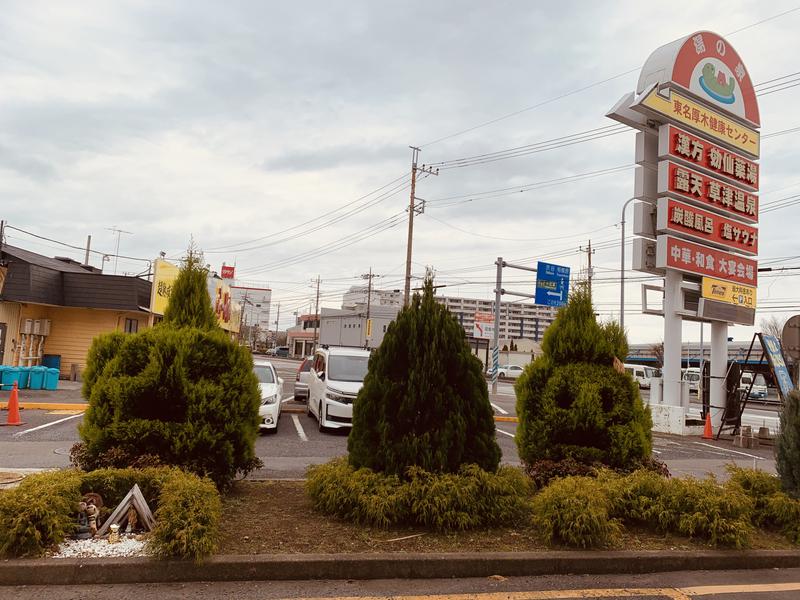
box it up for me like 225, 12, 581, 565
1, 367, 21, 391
28, 366, 46, 390
42, 355, 62, 372
17, 367, 31, 389
45, 368, 59, 390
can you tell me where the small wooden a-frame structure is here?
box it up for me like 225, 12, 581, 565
97, 484, 155, 536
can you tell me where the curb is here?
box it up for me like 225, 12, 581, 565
1, 550, 799, 586
0, 402, 87, 411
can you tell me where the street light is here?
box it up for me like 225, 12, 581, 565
620, 197, 636, 331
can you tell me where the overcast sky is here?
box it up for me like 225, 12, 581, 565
2, 1, 799, 342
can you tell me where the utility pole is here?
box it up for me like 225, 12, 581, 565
361, 268, 379, 322
0, 220, 5, 253
403, 146, 438, 306
84, 235, 92, 266
106, 226, 132, 275
274, 302, 281, 338
579, 239, 595, 299
312, 276, 321, 352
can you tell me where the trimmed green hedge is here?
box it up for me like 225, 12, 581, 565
0, 467, 221, 559
307, 458, 534, 531
308, 460, 800, 549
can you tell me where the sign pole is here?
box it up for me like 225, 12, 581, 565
492, 257, 502, 395
710, 321, 728, 428
662, 268, 683, 407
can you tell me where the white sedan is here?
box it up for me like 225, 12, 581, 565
254, 359, 283, 433
497, 364, 524, 379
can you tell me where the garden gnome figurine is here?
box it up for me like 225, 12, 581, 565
85, 499, 99, 537
75, 502, 92, 539
126, 506, 138, 533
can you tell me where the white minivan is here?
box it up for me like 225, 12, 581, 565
624, 364, 660, 389
307, 346, 371, 432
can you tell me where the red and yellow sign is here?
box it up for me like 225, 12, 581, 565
702, 276, 756, 309
657, 197, 758, 256
656, 235, 757, 286
667, 31, 760, 127
658, 124, 758, 190
638, 86, 759, 156
657, 161, 758, 223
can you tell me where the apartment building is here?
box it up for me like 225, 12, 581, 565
434, 295, 558, 341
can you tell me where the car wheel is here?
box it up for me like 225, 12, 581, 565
306, 399, 314, 418
318, 402, 326, 433
498, 373, 505, 380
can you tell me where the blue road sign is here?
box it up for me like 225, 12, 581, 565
535, 261, 570, 307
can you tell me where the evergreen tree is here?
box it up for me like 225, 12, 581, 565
777, 389, 800, 498
348, 277, 500, 476
162, 243, 218, 330
515, 285, 652, 469
75, 245, 261, 488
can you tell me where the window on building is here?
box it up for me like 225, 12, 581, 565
124, 318, 138, 334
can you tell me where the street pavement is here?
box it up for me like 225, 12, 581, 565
0, 361, 781, 479
6, 568, 800, 599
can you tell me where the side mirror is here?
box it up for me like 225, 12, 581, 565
278, 377, 284, 387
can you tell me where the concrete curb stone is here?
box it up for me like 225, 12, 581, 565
1, 550, 799, 586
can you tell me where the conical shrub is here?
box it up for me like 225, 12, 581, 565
75, 246, 261, 488
348, 278, 500, 476
515, 285, 651, 469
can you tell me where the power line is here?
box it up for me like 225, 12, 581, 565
4, 224, 151, 263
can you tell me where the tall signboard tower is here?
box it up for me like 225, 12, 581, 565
608, 31, 760, 433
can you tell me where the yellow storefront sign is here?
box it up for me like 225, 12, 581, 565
702, 276, 756, 309
150, 259, 180, 316
638, 86, 760, 157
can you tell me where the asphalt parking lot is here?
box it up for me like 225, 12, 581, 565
0, 358, 779, 479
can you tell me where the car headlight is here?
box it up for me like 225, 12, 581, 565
325, 391, 350, 403
262, 394, 278, 405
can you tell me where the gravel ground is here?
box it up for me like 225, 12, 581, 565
52, 534, 149, 558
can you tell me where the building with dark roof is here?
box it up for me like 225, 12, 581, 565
0, 244, 152, 377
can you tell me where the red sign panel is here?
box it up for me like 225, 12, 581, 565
657, 235, 757, 286
658, 161, 758, 223
220, 265, 235, 279
657, 197, 758, 256
669, 31, 760, 126
659, 124, 758, 191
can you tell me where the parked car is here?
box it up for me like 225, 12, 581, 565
275, 346, 289, 358
739, 372, 768, 401
253, 359, 283, 433
497, 364, 524, 379
625, 363, 660, 389
682, 367, 701, 394
294, 356, 313, 402
307, 346, 371, 432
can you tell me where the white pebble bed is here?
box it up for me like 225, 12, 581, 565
52, 535, 149, 558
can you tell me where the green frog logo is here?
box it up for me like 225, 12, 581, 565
699, 63, 736, 104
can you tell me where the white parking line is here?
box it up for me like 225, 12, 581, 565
490, 402, 509, 415
281, 395, 295, 404
12, 412, 84, 438
692, 441, 764, 460
496, 428, 515, 438
292, 414, 308, 442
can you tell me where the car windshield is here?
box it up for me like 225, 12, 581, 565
300, 360, 312, 372
329, 355, 370, 382
754, 374, 766, 386
253, 365, 275, 384
686, 373, 700, 381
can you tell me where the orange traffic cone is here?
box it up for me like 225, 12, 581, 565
2, 381, 25, 426
702, 412, 713, 440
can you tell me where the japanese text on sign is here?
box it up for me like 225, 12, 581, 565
660, 124, 758, 190
659, 161, 758, 223
639, 87, 760, 157
659, 197, 758, 255
701, 276, 756, 309
657, 235, 757, 286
